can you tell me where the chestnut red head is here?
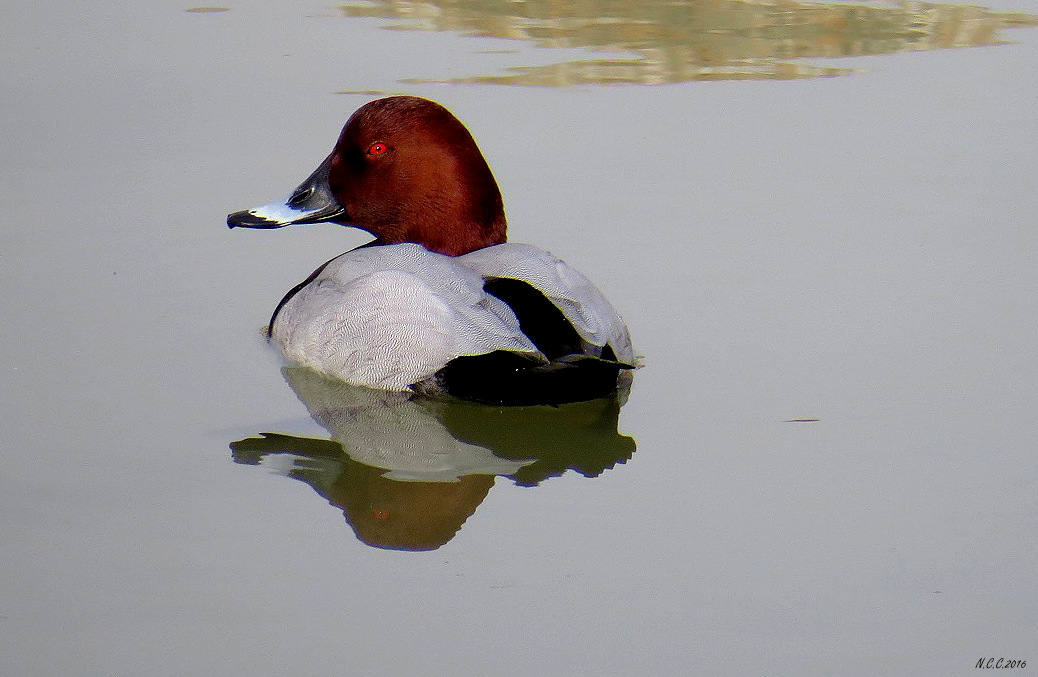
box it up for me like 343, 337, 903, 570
228, 96, 507, 256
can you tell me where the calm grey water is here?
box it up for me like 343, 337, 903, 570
2, 1, 1036, 675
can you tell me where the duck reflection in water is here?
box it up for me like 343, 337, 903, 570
231, 367, 635, 551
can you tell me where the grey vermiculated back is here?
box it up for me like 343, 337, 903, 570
270, 243, 633, 390
459, 243, 635, 363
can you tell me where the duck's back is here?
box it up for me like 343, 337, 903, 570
271, 243, 633, 395
458, 243, 634, 364
271, 244, 539, 390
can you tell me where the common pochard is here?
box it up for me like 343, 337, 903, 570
229, 96, 634, 405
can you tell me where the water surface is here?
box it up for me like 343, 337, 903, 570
2, 0, 1036, 675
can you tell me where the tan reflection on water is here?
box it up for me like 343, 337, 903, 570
337, 0, 1038, 84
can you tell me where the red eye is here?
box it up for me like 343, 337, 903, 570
367, 142, 388, 156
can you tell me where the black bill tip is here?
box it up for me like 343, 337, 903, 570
227, 210, 288, 229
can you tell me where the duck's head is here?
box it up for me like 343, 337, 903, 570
228, 96, 507, 256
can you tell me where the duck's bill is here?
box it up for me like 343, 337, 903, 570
227, 200, 345, 229
227, 155, 348, 229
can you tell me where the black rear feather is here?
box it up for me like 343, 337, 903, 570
434, 278, 629, 405
482, 277, 583, 360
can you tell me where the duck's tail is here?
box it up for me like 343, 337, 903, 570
429, 351, 633, 406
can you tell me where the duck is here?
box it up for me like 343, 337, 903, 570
228, 96, 634, 406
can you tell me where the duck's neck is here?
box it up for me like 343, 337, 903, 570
403, 215, 506, 256
368, 191, 507, 256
